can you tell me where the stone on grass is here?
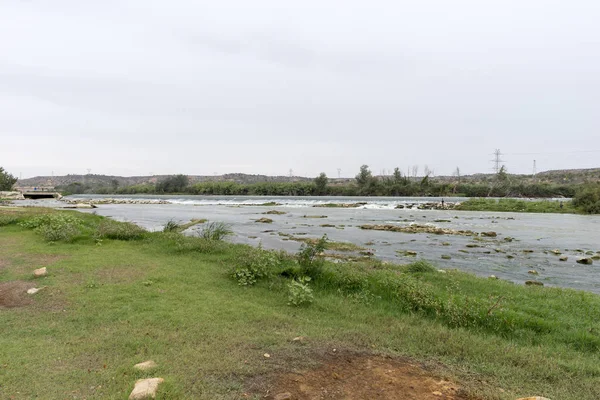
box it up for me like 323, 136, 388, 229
292, 336, 304, 342
516, 397, 552, 400
488, 275, 498, 280
134, 360, 158, 371
274, 392, 293, 400
129, 377, 164, 400
263, 353, 271, 358
33, 267, 47, 277
27, 288, 41, 295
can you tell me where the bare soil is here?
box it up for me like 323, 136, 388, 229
260, 353, 471, 400
0, 281, 36, 308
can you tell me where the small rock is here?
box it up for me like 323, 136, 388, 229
516, 397, 552, 400
489, 275, 498, 280
33, 267, 47, 277
442, 242, 451, 246
27, 288, 41, 295
551, 249, 562, 255
576, 258, 593, 265
522, 250, 534, 253
441, 255, 451, 260
263, 353, 271, 358
585, 251, 594, 255
481, 231, 497, 237
559, 256, 568, 261
129, 377, 164, 400
292, 336, 304, 342
432, 391, 443, 397
134, 360, 157, 371
592, 255, 600, 260
525, 280, 543, 286
437, 269, 447, 273
528, 270, 539, 275
274, 393, 293, 400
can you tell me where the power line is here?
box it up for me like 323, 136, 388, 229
490, 149, 504, 174
505, 149, 600, 156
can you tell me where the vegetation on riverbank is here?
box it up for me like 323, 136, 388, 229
1, 207, 600, 399
455, 198, 576, 213
55, 165, 581, 199
455, 185, 600, 214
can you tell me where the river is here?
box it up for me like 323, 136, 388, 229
37, 195, 600, 293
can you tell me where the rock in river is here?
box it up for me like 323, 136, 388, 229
576, 258, 593, 265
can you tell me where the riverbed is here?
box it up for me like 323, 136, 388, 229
29, 195, 600, 293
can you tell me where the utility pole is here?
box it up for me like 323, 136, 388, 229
337, 168, 341, 179
533, 160, 537, 180
491, 149, 504, 174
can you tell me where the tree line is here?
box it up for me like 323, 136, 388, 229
56, 165, 577, 198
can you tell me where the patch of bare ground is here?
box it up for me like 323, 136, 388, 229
252, 350, 473, 400
0, 281, 36, 308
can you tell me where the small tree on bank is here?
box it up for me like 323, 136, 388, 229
314, 172, 328, 195
0, 167, 18, 191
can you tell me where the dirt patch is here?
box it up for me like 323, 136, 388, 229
0, 281, 36, 308
261, 353, 469, 400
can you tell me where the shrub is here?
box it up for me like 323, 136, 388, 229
0, 215, 20, 226
297, 234, 327, 277
18, 214, 84, 242
200, 222, 233, 241
287, 276, 314, 306
231, 245, 280, 286
405, 260, 437, 273
572, 184, 600, 214
36, 223, 81, 242
96, 220, 146, 240
157, 232, 225, 254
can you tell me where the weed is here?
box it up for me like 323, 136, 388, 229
200, 222, 233, 241
231, 245, 280, 286
96, 220, 146, 240
163, 219, 181, 232
287, 276, 314, 306
297, 234, 327, 277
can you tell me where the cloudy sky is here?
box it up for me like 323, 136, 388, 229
1, 0, 599, 178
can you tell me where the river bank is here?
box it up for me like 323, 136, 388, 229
1, 207, 599, 399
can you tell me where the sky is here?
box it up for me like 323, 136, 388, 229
1, 0, 599, 179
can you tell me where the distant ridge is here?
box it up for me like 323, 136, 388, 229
16, 168, 600, 188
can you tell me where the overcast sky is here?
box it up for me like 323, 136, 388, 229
1, 0, 599, 179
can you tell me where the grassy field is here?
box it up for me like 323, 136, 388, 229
1, 207, 600, 399
455, 198, 577, 214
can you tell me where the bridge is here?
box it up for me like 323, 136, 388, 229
16, 186, 62, 199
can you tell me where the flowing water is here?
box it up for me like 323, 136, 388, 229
45, 195, 600, 293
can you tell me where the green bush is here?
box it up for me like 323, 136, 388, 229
18, 214, 84, 242
297, 234, 327, 277
287, 276, 314, 306
200, 222, 233, 241
572, 184, 600, 214
231, 245, 280, 286
405, 260, 437, 273
35, 223, 81, 242
96, 220, 146, 240
0, 215, 21, 226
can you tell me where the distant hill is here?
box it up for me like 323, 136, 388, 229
16, 173, 313, 189
16, 168, 600, 190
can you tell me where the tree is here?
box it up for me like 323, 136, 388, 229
355, 165, 373, 188
314, 172, 328, 195
156, 174, 189, 193
0, 167, 17, 191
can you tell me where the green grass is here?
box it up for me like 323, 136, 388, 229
456, 198, 577, 214
1, 208, 600, 399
